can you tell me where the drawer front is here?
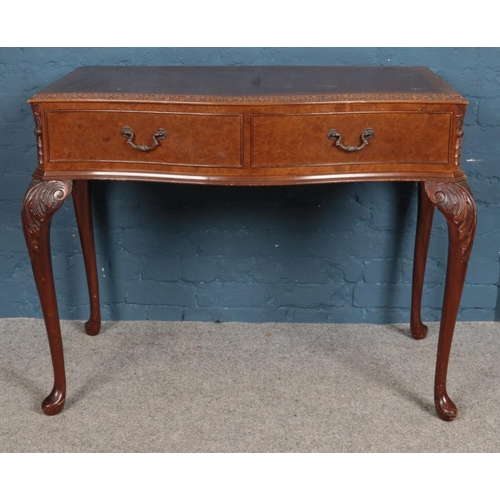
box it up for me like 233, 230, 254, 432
46, 111, 243, 168
251, 112, 452, 167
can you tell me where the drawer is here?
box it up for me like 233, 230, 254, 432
46, 110, 243, 168
251, 112, 452, 167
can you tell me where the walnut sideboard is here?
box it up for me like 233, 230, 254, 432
22, 66, 476, 421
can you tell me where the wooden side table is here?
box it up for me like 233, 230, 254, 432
22, 66, 476, 420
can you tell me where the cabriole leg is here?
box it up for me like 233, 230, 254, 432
411, 182, 435, 339
424, 180, 477, 421
21, 179, 73, 415
72, 180, 101, 336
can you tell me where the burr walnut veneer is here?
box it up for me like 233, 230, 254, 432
22, 66, 476, 421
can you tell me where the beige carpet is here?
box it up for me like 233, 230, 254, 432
1, 318, 499, 452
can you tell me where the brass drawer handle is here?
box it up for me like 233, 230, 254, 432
327, 127, 375, 152
121, 126, 168, 151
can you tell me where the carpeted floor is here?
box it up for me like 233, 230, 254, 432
0, 318, 499, 452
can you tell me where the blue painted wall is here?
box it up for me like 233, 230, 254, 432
1, 48, 499, 323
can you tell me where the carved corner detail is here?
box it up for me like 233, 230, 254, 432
21, 180, 73, 258
454, 105, 466, 168
31, 104, 44, 168
425, 181, 477, 263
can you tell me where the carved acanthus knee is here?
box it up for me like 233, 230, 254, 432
21, 179, 73, 258
424, 181, 477, 262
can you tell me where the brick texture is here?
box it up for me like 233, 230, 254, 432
1, 47, 499, 323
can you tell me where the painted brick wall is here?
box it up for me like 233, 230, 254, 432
1, 48, 499, 323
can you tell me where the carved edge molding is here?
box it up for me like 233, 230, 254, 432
454, 105, 466, 167
425, 181, 477, 263
30, 92, 467, 103
31, 104, 44, 167
21, 180, 73, 259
